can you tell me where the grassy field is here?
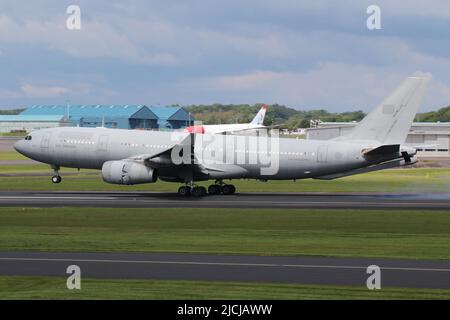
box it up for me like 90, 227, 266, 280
1, 207, 450, 260
0, 165, 450, 192
0, 132, 26, 137
1, 276, 450, 299
1, 148, 450, 192
0, 151, 28, 161
2, 151, 450, 300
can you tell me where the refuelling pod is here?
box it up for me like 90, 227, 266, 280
102, 160, 157, 185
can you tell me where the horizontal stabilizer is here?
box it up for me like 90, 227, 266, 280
362, 144, 400, 156
314, 157, 415, 180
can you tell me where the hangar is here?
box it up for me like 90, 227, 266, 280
0, 115, 67, 133
15, 104, 193, 131
306, 121, 450, 157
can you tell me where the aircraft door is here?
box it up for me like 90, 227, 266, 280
98, 135, 109, 152
40, 133, 51, 149
317, 145, 328, 163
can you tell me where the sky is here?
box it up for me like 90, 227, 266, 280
1, 0, 450, 112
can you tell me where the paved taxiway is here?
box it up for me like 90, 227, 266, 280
0, 191, 450, 209
1, 252, 450, 288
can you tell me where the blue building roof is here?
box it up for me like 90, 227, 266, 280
0, 115, 64, 122
18, 104, 193, 130
149, 106, 183, 120
22, 105, 148, 117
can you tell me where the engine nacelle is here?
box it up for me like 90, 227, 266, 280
102, 160, 157, 185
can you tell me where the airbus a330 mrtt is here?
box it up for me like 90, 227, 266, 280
14, 74, 430, 196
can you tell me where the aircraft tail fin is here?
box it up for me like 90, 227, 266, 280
250, 104, 268, 125
340, 74, 431, 144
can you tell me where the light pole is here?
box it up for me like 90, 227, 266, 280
65, 99, 71, 125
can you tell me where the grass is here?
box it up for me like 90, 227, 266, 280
1, 207, 450, 260
1, 148, 450, 192
0, 165, 450, 192
0, 132, 26, 137
1, 276, 449, 299
0, 151, 28, 161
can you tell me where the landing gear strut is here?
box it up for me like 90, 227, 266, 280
51, 165, 62, 184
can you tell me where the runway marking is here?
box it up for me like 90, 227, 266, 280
136, 200, 450, 207
0, 196, 449, 207
1, 257, 450, 273
0, 196, 115, 200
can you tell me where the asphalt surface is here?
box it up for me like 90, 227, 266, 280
0, 136, 20, 152
1, 252, 449, 288
0, 190, 450, 209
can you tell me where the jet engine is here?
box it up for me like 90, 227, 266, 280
102, 160, 157, 185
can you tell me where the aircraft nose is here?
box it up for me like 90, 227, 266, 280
14, 139, 26, 155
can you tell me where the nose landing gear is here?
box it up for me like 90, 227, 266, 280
51, 175, 62, 184
51, 165, 62, 184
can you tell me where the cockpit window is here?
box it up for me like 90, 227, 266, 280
25, 136, 32, 141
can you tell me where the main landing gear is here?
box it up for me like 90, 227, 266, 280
51, 165, 62, 184
178, 180, 236, 197
178, 185, 207, 197
207, 181, 236, 195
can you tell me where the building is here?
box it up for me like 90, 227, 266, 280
15, 104, 193, 131
149, 106, 193, 130
306, 121, 450, 156
0, 115, 67, 133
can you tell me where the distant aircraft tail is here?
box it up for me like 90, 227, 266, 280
339, 74, 431, 144
250, 104, 268, 125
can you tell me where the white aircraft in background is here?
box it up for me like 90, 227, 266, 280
185, 104, 268, 134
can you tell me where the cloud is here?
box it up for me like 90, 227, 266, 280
184, 61, 450, 112
0, 89, 21, 99
0, 14, 178, 66
21, 84, 71, 98
0, 1, 450, 111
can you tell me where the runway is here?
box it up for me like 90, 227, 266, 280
1, 252, 450, 289
0, 190, 450, 209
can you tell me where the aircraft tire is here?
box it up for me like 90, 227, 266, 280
51, 175, 62, 184
221, 184, 235, 195
208, 184, 221, 195
191, 186, 206, 197
178, 186, 191, 196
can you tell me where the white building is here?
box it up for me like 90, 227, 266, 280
306, 122, 450, 157
0, 115, 66, 133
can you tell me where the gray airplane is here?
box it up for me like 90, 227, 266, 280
14, 75, 430, 196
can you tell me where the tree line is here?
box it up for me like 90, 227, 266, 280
2, 105, 450, 129
185, 104, 450, 130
